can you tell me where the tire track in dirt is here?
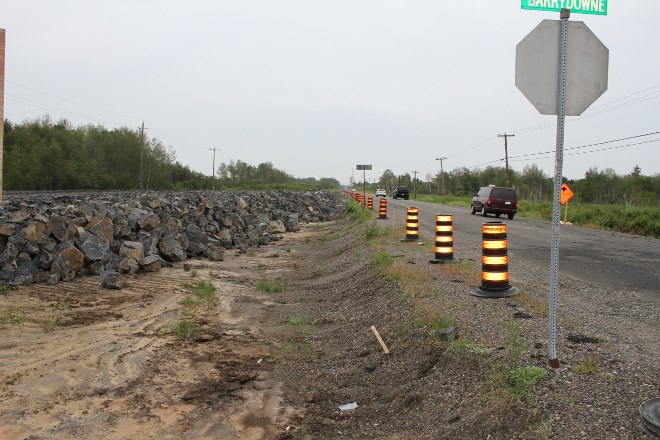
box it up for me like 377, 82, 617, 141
0, 229, 315, 439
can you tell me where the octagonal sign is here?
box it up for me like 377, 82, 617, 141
516, 19, 609, 116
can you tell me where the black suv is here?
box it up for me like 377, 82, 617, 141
392, 186, 409, 200
471, 186, 518, 219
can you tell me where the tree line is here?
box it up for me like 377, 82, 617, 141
2, 117, 340, 191
371, 164, 659, 207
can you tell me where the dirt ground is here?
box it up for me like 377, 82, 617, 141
1, 217, 657, 439
0, 224, 317, 440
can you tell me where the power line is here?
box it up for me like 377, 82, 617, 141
6, 80, 140, 122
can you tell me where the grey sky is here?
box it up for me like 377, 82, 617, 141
2, 1, 659, 184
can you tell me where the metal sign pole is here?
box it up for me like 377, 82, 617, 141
548, 8, 570, 368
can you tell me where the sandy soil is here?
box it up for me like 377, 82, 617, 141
0, 228, 311, 440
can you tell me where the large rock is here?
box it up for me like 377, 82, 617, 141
75, 230, 110, 262
87, 216, 114, 243
118, 257, 140, 275
158, 237, 185, 262
140, 255, 162, 272
49, 215, 76, 242
23, 223, 49, 242
50, 255, 75, 281
266, 220, 287, 234
54, 244, 85, 273
100, 270, 126, 289
119, 241, 144, 263
205, 241, 225, 261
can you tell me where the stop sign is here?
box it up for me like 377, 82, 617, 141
515, 20, 609, 116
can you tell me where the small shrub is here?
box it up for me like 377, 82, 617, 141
0, 309, 28, 326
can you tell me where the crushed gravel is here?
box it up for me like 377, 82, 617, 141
270, 216, 659, 439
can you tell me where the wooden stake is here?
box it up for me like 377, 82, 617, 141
370, 325, 390, 354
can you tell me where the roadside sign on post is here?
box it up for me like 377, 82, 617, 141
560, 183, 574, 204
516, 8, 608, 369
516, 20, 609, 116
521, 0, 608, 16
356, 165, 372, 208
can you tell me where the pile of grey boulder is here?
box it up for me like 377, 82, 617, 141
0, 190, 346, 289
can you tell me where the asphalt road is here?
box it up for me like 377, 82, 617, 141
386, 197, 659, 300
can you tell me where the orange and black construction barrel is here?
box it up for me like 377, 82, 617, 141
378, 197, 388, 219
367, 196, 374, 210
429, 215, 456, 264
401, 207, 419, 242
472, 221, 518, 297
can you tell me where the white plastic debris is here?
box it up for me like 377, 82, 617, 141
337, 402, 358, 411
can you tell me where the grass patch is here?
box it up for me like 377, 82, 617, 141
54, 297, 71, 311
42, 315, 64, 331
572, 353, 600, 374
288, 314, 318, 334
0, 309, 28, 326
490, 320, 547, 400
449, 338, 494, 356
346, 199, 372, 223
194, 280, 215, 304
257, 279, 286, 293
179, 295, 197, 306
373, 250, 394, 271
505, 366, 548, 399
173, 318, 200, 339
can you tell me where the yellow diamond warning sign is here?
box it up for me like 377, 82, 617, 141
561, 183, 574, 205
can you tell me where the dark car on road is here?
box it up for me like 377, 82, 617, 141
392, 186, 409, 200
471, 185, 518, 219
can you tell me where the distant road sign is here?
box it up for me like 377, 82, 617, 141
356, 165, 372, 170
561, 183, 574, 204
515, 19, 609, 116
521, 0, 608, 16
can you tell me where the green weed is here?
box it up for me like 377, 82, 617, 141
194, 280, 215, 304
173, 319, 200, 339
288, 314, 318, 334
0, 309, 28, 326
572, 353, 600, 374
449, 338, 494, 356
373, 250, 394, 271
42, 315, 64, 332
505, 366, 548, 399
257, 279, 286, 293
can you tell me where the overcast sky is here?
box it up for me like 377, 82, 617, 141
2, 1, 659, 184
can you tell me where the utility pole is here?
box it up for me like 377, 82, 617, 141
435, 157, 447, 197
412, 170, 418, 199
138, 122, 146, 189
0, 29, 5, 204
498, 133, 514, 185
209, 147, 219, 189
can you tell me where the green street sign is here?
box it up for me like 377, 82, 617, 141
521, 0, 608, 15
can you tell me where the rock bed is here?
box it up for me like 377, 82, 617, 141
0, 190, 346, 289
